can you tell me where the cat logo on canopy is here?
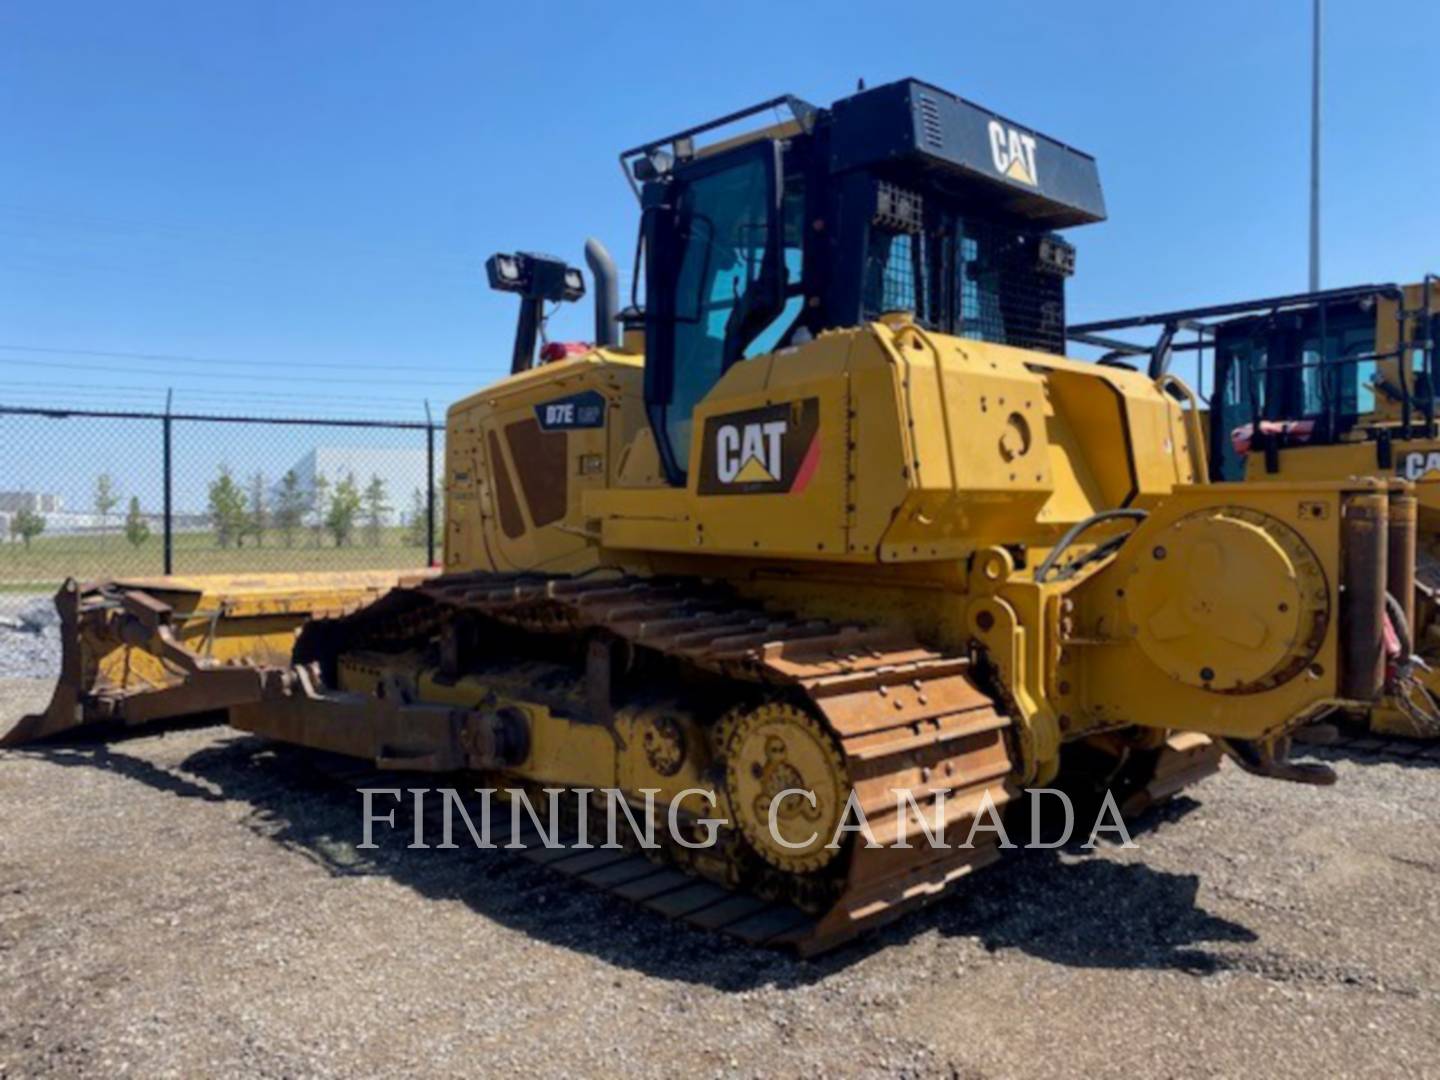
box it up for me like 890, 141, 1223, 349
987, 119, 1039, 187
697, 398, 821, 495
1400, 450, 1440, 481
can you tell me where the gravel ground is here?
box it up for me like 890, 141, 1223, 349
0, 596, 61, 681
1, 681, 1438, 1078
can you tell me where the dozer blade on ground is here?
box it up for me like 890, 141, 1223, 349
1, 572, 432, 747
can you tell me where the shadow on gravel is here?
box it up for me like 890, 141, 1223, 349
1295, 741, 1440, 773
919, 846, 1257, 974
12, 733, 1257, 989
16, 738, 230, 803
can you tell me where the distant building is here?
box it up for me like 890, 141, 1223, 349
1, 509, 106, 537
0, 491, 63, 514
0, 491, 114, 537
277, 447, 429, 525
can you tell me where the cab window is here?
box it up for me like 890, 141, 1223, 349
665, 155, 774, 471
744, 178, 806, 358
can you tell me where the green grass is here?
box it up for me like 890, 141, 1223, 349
0, 526, 433, 587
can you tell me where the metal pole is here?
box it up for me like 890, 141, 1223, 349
163, 388, 174, 575
1308, 0, 1322, 291
424, 400, 437, 568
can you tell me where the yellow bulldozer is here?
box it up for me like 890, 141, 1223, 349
1070, 278, 1440, 736
1, 80, 1416, 953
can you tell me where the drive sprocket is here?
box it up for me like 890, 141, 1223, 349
721, 702, 849, 874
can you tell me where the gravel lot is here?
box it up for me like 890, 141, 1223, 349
2, 677, 1439, 1078
0, 596, 61, 681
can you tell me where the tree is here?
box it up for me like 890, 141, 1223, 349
310, 472, 330, 548
274, 470, 306, 548
11, 508, 45, 549
124, 496, 150, 548
362, 474, 390, 547
247, 471, 268, 548
405, 488, 429, 548
326, 473, 362, 547
94, 473, 118, 541
208, 466, 248, 549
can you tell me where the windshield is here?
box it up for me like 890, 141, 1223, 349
664, 156, 770, 471
658, 150, 804, 475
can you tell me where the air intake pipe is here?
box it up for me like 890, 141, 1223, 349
585, 237, 621, 349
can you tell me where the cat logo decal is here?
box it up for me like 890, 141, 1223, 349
697, 399, 821, 495
987, 120, 1039, 187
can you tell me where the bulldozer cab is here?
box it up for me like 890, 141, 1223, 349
624, 79, 1107, 485
1207, 295, 1383, 480
1070, 278, 1440, 481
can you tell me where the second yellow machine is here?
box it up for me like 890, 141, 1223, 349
11, 80, 1411, 952
1071, 279, 1440, 734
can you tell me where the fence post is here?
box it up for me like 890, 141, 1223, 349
425, 402, 437, 568
163, 392, 174, 575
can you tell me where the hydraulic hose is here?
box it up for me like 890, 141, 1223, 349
1034, 509, 1149, 584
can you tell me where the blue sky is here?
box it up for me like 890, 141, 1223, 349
2, 0, 1438, 421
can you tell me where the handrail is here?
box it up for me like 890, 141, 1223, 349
1424, 274, 1438, 439
1069, 283, 1403, 337
1156, 373, 1211, 483
618, 95, 818, 201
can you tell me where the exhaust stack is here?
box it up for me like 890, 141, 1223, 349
585, 237, 621, 349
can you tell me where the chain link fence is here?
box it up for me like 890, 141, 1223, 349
0, 404, 443, 627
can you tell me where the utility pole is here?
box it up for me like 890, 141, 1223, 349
1309, 0, 1322, 292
